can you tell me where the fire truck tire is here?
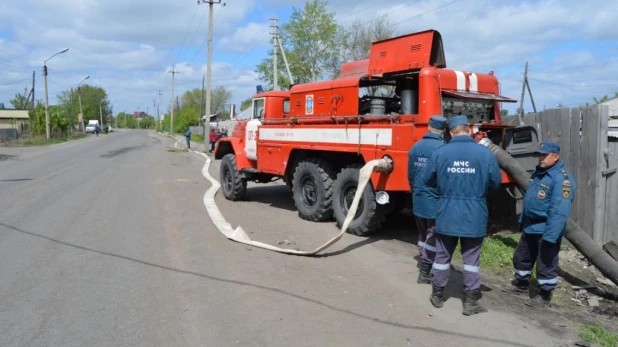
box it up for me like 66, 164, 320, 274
332, 166, 385, 236
292, 158, 335, 222
220, 153, 247, 201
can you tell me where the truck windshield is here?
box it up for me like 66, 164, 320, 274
253, 99, 265, 119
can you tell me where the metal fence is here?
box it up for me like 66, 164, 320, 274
503, 105, 617, 246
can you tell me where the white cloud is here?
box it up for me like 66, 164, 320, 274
217, 22, 271, 53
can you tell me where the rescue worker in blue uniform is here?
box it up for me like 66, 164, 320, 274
408, 115, 447, 284
423, 115, 502, 315
503, 141, 576, 308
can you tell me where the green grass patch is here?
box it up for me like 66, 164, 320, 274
191, 134, 205, 142
23, 134, 88, 147
579, 324, 618, 347
453, 232, 520, 275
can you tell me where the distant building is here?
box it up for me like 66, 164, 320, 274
0, 109, 30, 140
133, 111, 148, 118
600, 97, 618, 118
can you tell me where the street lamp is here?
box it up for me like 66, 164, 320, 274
43, 48, 69, 140
77, 76, 90, 133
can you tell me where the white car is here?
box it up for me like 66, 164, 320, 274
85, 125, 97, 133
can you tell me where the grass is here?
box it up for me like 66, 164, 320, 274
579, 324, 618, 347
453, 232, 520, 276
23, 134, 88, 147
191, 134, 205, 142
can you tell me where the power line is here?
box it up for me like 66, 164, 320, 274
528, 78, 618, 88
174, 3, 201, 62
0, 78, 29, 86
187, 5, 224, 64
392, 0, 463, 27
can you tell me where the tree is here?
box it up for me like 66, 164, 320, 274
335, 15, 397, 96
255, 0, 342, 89
342, 15, 396, 62
56, 84, 111, 130
240, 98, 252, 111
211, 86, 232, 118
27, 100, 70, 137
593, 92, 618, 104
10, 92, 29, 109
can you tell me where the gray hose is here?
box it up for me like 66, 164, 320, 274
479, 138, 618, 286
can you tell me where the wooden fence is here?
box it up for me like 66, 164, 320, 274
502, 105, 617, 246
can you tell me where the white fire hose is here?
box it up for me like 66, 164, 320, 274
168, 133, 392, 256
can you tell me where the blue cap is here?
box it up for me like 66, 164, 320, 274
536, 141, 560, 154
428, 115, 447, 130
448, 115, 469, 128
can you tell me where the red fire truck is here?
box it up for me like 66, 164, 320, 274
214, 29, 539, 236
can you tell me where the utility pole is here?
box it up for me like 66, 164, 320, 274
99, 100, 103, 128
77, 75, 89, 133
158, 89, 162, 131
69, 88, 74, 131
43, 65, 50, 139
271, 17, 278, 90
517, 61, 537, 125
169, 65, 178, 133
78, 88, 84, 133
200, 75, 205, 128
31, 71, 35, 109
518, 61, 528, 125
199, 0, 226, 150
278, 32, 294, 85
43, 48, 69, 140
526, 77, 537, 115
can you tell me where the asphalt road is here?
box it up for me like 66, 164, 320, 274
0, 130, 570, 347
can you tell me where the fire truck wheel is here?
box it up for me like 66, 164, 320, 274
292, 158, 335, 222
332, 166, 385, 236
220, 153, 247, 201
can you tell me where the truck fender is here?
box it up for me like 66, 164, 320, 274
215, 137, 253, 170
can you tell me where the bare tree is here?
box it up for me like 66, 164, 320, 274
343, 15, 396, 62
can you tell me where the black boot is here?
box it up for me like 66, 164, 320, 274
502, 279, 529, 295
417, 262, 432, 284
430, 284, 444, 308
462, 290, 488, 316
524, 290, 552, 308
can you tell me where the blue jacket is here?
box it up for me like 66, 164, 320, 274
423, 135, 502, 238
519, 161, 576, 243
408, 132, 444, 219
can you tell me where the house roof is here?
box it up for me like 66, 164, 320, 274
0, 109, 29, 119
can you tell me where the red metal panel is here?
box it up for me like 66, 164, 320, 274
339, 59, 369, 79
368, 29, 443, 76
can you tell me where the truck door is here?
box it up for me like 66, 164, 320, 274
244, 98, 264, 161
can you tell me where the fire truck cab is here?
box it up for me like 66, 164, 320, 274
215, 29, 539, 236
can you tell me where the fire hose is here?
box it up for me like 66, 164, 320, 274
166, 133, 390, 256
191, 138, 393, 256
479, 138, 618, 286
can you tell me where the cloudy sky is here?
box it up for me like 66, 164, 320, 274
1, 0, 617, 118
